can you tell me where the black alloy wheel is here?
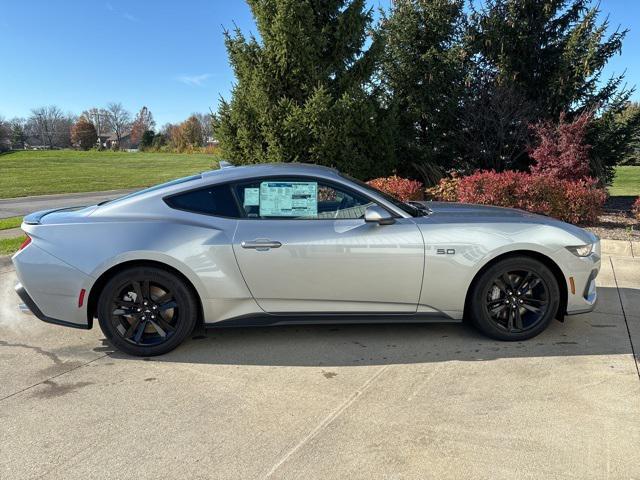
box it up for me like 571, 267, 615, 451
97, 266, 198, 356
469, 256, 560, 341
110, 279, 179, 347
484, 269, 549, 334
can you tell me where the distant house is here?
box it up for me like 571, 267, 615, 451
106, 132, 137, 150
205, 136, 219, 147
97, 134, 110, 149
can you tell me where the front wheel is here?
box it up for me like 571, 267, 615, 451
468, 256, 560, 341
97, 266, 198, 356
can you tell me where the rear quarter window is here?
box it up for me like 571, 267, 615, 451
165, 184, 240, 218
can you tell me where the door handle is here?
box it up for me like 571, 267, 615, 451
241, 239, 282, 250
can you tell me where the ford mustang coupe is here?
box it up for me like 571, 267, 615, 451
13, 163, 600, 356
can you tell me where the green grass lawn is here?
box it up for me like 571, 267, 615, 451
610, 165, 640, 197
0, 216, 22, 230
0, 150, 219, 198
0, 236, 25, 256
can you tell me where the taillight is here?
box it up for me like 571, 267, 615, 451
19, 235, 31, 251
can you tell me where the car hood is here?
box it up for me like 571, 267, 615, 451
419, 201, 597, 244
425, 201, 543, 218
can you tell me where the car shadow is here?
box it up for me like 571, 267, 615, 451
104, 286, 639, 367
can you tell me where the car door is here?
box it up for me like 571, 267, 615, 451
231, 176, 424, 313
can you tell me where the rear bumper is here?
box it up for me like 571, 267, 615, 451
12, 243, 92, 329
15, 283, 90, 330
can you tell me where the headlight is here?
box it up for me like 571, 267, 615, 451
566, 244, 594, 257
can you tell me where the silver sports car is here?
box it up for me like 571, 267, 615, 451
13, 163, 600, 356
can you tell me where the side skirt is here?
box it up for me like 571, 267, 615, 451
204, 312, 460, 329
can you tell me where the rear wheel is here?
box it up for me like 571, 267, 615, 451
469, 256, 560, 341
97, 266, 198, 356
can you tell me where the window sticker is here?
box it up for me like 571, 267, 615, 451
259, 181, 318, 217
243, 188, 260, 206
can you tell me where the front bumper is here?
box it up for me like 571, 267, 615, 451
15, 283, 90, 330
562, 241, 601, 316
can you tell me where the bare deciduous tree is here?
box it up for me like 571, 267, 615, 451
82, 108, 110, 137
456, 79, 535, 172
130, 106, 156, 146
105, 102, 132, 147
29, 105, 66, 148
193, 112, 214, 145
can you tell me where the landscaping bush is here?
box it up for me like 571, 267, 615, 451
367, 175, 424, 201
633, 197, 640, 220
425, 172, 460, 202
453, 170, 606, 225
529, 111, 592, 181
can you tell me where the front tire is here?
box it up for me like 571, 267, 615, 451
468, 256, 560, 341
97, 266, 198, 356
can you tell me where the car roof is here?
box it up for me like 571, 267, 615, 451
200, 162, 341, 183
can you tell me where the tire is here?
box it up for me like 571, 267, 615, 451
97, 266, 198, 356
468, 256, 560, 341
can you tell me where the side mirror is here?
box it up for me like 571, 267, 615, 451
364, 205, 396, 225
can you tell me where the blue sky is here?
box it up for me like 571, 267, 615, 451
0, 0, 638, 127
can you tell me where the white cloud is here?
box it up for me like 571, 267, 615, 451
123, 12, 137, 22
177, 74, 212, 87
105, 2, 114, 11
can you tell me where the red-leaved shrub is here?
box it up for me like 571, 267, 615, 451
633, 197, 640, 220
529, 111, 592, 181
367, 175, 424, 201
453, 170, 606, 225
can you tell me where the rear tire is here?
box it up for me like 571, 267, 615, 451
469, 256, 560, 341
97, 266, 198, 356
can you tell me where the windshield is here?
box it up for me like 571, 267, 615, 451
341, 174, 427, 217
97, 174, 202, 206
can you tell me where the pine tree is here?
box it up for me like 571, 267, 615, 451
614, 102, 640, 166
10, 119, 28, 149
378, 0, 466, 184
469, 0, 627, 118
468, 0, 634, 181
214, 0, 395, 179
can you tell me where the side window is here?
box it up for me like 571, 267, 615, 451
234, 178, 375, 220
165, 184, 240, 217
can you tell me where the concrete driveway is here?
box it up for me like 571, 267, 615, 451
1, 254, 639, 479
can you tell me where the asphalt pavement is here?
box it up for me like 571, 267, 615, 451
0, 189, 136, 219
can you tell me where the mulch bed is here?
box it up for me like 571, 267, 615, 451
585, 196, 639, 241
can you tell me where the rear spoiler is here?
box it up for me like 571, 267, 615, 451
23, 206, 86, 225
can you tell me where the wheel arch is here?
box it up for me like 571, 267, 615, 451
86, 259, 204, 326
463, 250, 567, 322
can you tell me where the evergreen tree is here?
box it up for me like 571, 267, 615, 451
615, 102, 640, 166
214, 0, 395, 179
468, 0, 634, 181
9, 118, 28, 149
140, 130, 156, 150
587, 98, 640, 179
378, 0, 466, 184
469, 0, 627, 118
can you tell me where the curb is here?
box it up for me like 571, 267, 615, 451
600, 239, 639, 258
